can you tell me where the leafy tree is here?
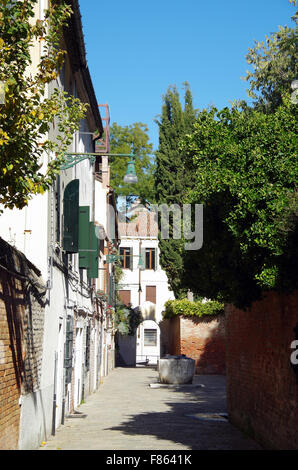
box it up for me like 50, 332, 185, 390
154, 83, 197, 297
0, 0, 87, 210
109, 122, 155, 204
177, 8, 298, 308
180, 97, 298, 308
244, 3, 297, 112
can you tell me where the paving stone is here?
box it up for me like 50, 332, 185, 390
40, 367, 262, 450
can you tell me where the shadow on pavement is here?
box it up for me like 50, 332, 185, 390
105, 374, 261, 450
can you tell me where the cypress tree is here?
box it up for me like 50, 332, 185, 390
154, 84, 196, 297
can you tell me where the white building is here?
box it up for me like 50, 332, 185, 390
0, 0, 117, 449
117, 203, 175, 365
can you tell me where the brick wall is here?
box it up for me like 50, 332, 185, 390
0, 273, 23, 450
160, 314, 226, 374
0, 239, 46, 450
180, 316, 226, 374
160, 316, 180, 357
225, 290, 298, 450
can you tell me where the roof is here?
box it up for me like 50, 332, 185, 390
63, 0, 103, 136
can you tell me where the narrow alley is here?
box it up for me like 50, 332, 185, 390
40, 367, 261, 451
1, 0, 297, 453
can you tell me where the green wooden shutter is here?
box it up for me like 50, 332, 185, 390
63, 179, 79, 253
108, 274, 115, 306
79, 206, 90, 268
139, 247, 146, 271
87, 222, 99, 279
154, 248, 158, 271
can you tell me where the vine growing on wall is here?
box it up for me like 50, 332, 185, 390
0, 0, 88, 210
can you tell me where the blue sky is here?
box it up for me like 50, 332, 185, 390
79, 0, 295, 151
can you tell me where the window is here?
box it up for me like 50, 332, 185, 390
64, 316, 73, 385
62, 179, 79, 252
145, 248, 156, 270
144, 329, 157, 347
120, 247, 132, 270
146, 286, 156, 304
119, 290, 131, 307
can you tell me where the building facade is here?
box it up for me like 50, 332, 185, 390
0, 0, 117, 450
117, 203, 175, 365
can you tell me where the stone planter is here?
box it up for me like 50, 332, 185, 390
158, 355, 195, 384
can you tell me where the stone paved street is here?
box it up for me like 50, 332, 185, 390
40, 367, 261, 450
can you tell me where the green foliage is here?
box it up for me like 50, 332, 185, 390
155, 12, 298, 308
180, 96, 298, 308
164, 299, 224, 320
109, 122, 155, 204
0, 0, 88, 210
244, 7, 297, 112
113, 303, 142, 336
114, 252, 124, 287
154, 83, 197, 298
155, 83, 197, 204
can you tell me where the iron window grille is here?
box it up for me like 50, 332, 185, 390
144, 329, 157, 347
64, 316, 73, 385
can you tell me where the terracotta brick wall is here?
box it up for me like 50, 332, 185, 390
160, 315, 225, 374
0, 238, 46, 449
180, 316, 226, 374
225, 290, 298, 450
0, 273, 23, 450
160, 316, 180, 357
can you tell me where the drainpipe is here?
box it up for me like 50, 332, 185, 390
52, 351, 58, 435
61, 387, 66, 426
46, 183, 55, 292
138, 240, 142, 306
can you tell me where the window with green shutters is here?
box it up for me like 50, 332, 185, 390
79, 206, 90, 268
79, 206, 99, 279
63, 179, 79, 253
87, 222, 99, 279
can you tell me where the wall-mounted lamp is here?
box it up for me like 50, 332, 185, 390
60, 152, 138, 184
123, 156, 138, 184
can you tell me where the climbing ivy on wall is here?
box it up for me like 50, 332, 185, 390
164, 299, 224, 320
